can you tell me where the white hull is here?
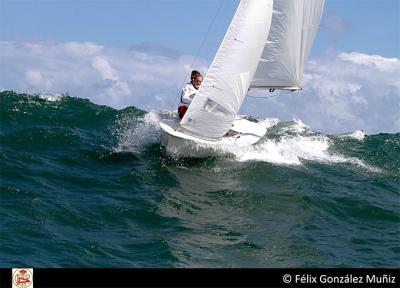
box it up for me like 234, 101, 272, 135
160, 117, 266, 158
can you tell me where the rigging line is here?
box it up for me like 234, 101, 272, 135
190, 0, 224, 71
176, 0, 225, 96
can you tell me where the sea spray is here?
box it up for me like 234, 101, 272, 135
205, 119, 378, 171
339, 130, 366, 141
113, 111, 161, 153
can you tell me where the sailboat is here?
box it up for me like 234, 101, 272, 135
160, 0, 325, 157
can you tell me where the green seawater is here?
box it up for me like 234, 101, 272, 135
0, 91, 399, 267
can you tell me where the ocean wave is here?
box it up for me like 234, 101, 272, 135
1, 91, 399, 268
1, 91, 395, 174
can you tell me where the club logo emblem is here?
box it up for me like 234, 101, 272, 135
12, 268, 33, 288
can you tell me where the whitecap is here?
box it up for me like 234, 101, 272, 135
38, 93, 64, 102
114, 111, 161, 153
339, 130, 366, 141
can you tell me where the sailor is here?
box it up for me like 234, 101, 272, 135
178, 70, 203, 119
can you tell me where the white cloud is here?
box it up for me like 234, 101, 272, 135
91, 56, 119, 81
243, 52, 400, 134
339, 52, 399, 72
1, 40, 399, 134
26, 70, 51, 89
0, 40, 208, 110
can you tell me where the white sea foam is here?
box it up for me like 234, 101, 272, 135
290, 118, 310, 133
255, 117, 280, 131
339, 130, 366, 141
219, 134, 333, 165
38, 93, 64, 102
207, 119, 380, 172
114, 111, 161, 153
230, 135, 380, 172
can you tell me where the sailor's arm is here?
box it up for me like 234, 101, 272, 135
180, 85, 196, 104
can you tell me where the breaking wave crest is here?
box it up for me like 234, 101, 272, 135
1, 91, 392, 174
114, 111, 161, 153
210, 119, 380, 171
110, 107, 384, 173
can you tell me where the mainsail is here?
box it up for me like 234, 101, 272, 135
179, 0, 324, 141
251, 0, 325, 90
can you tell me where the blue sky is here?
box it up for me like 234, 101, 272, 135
1, 0, 399, 133
2, 0, 399, 59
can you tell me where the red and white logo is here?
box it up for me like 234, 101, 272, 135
12, 268, 33, 288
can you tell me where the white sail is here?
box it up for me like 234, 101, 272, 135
250, 0, 325, 90
179, 0, 274, 141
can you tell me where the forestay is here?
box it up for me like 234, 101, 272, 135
179, 0, 274, 141
250, 0, 325, 90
